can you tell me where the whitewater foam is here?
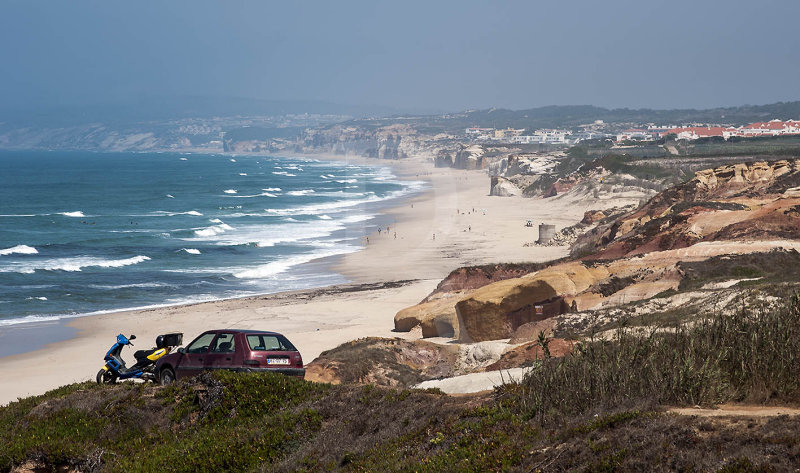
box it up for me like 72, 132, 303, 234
150, 210, 204, 217
89, 282, 177, 290
60, 211, 85, 218
226, 192, 278, 198
234, 245, 358, 279
194, 223, 234, 237
223, 189, 238, 194
287, 189, 315, 196
184, 216, 370, 248
0, 245, 38, 256
262, 191, 400, 217
2, 255, 151, 274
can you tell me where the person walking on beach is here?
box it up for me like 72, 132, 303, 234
433, 233, 435, 240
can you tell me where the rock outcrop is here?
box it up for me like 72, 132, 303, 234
508, 318, 558, 344
484, 339, 576, 370
489, 176, 522, 196
543, 178, 579, 198
426, 262, 559, 298
582, 210, 606, 224
304, 337, 460, 388
455, 278, 560, 342
393, 263, 561, 337
572, 160, 800, 260
453, 145, 486, 170
454, 262, 615, 342
394, 297, 460, 338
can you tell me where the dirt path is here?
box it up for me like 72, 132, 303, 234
670, 404, 800, 417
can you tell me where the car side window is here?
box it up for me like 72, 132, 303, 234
186, 333, 216, 354
211, 333, 236, 353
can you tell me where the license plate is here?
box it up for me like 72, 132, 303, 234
267, 358, 290, 365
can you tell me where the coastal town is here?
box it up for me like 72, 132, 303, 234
468, 119, 800, 145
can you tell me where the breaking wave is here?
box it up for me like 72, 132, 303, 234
0, 245, 38, 256
194, 223, 234, 237
287, 189, 315, 196
2, 255, 151, 274
149, 210, 203, 217
60, 211, 85, 217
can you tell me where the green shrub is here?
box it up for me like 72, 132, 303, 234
512, 293, 800, 423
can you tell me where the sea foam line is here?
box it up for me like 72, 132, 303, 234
184, 213, 372, 248
233, 245, 359, 279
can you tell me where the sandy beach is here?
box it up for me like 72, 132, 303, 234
0, 154, 630, 405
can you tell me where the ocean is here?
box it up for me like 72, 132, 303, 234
0, 150, 423, 328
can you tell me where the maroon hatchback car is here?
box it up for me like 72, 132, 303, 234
155, 329, 305, 384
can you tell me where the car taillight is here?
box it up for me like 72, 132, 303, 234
295, 354, 303, 367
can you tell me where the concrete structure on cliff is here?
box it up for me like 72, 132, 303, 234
537, 224, 556, 244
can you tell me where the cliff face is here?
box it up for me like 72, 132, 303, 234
396, 159, 800, 342
292, 123, 462, 161
434, 144, 556, 172
572, 160, 800, 260
489, 176, 521, 196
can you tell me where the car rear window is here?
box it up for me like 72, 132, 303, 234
246, 334, 296, 352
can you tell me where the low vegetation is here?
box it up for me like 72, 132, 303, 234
678, 249, 800, 291
511, 291, 800, 425
6, 295, 800, 471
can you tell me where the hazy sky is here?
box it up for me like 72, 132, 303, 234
2, 0, 799, 114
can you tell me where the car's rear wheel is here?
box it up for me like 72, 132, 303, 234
96, 369, 117, 384
159, 368, 176, 385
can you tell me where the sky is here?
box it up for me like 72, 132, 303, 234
1, 0, 799, 116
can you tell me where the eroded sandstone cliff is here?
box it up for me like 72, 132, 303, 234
395, 159, 800, 343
